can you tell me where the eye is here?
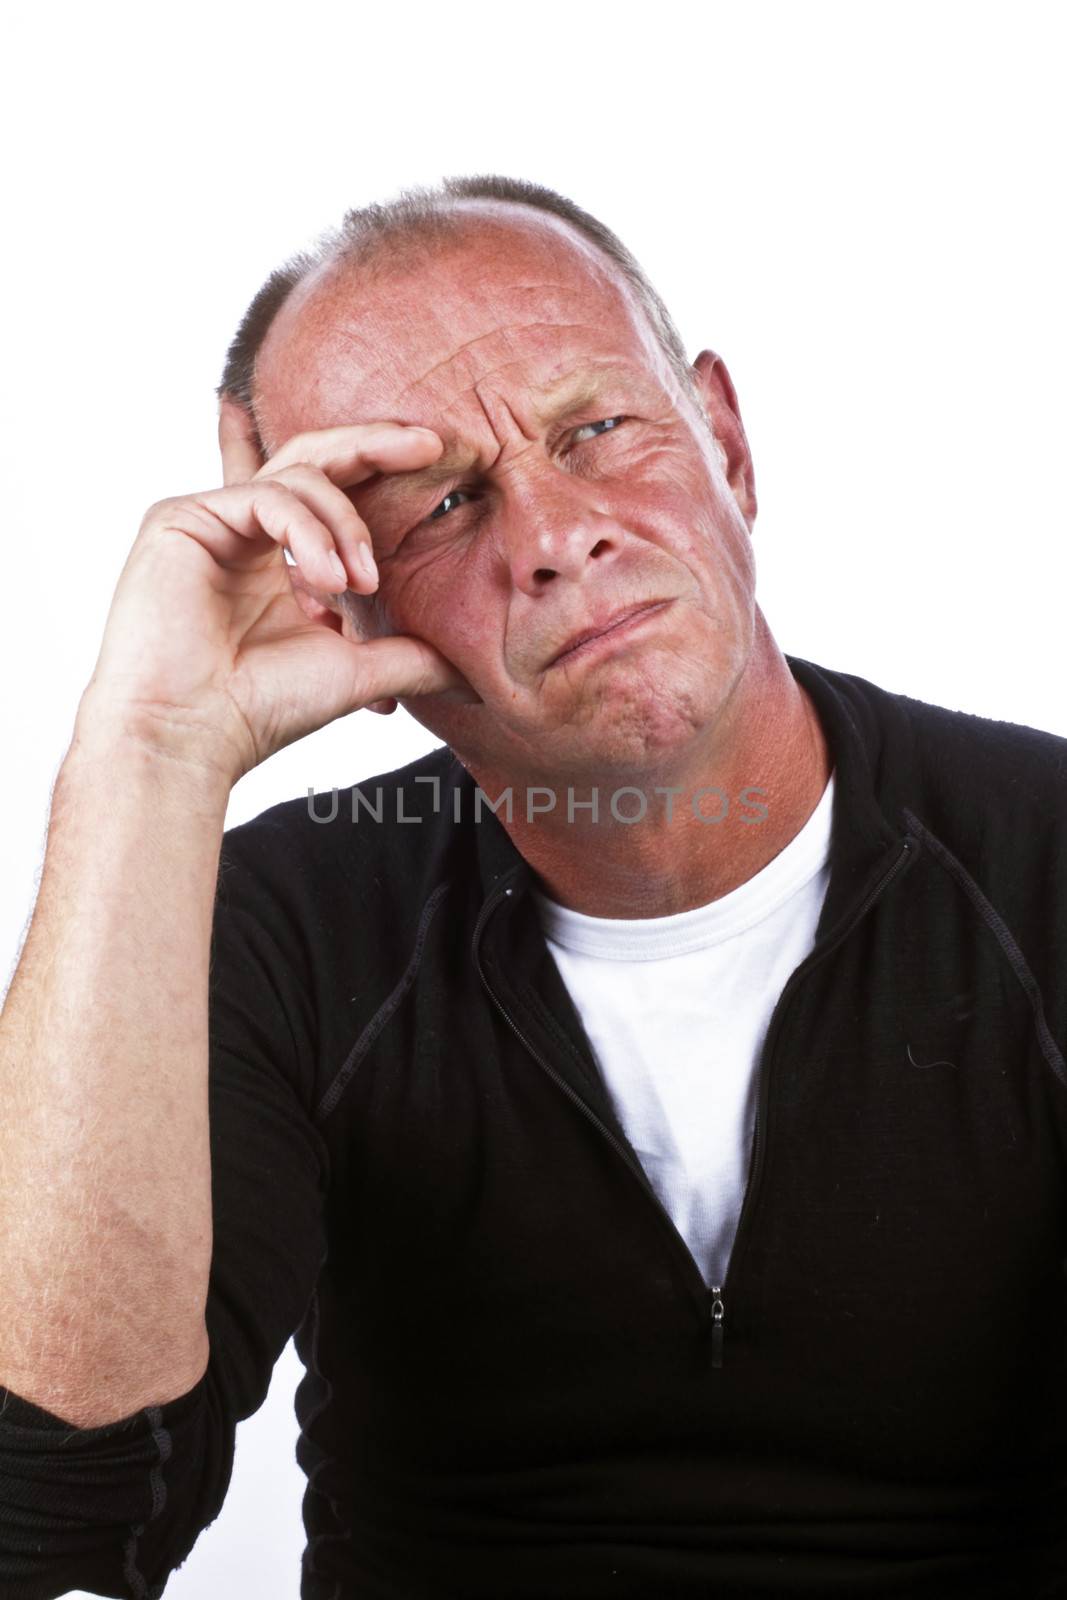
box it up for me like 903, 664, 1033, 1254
423, 416, 628, 526
427, 488, 475, 522
571, 415, 626, 443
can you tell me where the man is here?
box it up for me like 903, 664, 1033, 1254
1, 173, 1066, 1599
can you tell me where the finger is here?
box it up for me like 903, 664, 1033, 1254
218, 395, 265, 486
259, 422, 443, 490
170, 479, 358, 594
346, 633, 479, 707
332, 592, 477, 708
288, 567, 344, 629
256, 464, 379, 593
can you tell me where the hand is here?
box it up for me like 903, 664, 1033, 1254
77, 399, 477, 786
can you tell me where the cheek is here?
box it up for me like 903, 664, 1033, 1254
636, 445, 745, 554
615, 469, 716, 562
382, 546, 495, 666
615, 435, 715, 516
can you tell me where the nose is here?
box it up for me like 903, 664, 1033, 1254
501, 462, 626, 597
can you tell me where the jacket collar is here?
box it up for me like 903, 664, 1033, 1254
786, 654, 913, 938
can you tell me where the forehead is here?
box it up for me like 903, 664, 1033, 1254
253, 209, 673, 449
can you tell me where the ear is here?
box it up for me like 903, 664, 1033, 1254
217, 393, 267, 485
690, 350, 758, 529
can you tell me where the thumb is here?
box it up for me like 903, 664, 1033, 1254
351, 633, 482, 708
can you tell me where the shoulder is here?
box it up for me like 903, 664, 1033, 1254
216, 742, 476, 913
803, 657, 1067, 826
887, 678, 1066, 843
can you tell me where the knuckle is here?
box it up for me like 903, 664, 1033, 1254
140, 494, 179, 524
260, 469, 336, 518
251, 476, 291, 499
262, 460, 325, 489
261, 437, 333, 477
266, 466, 363, 527
139, 494, 205, 538
251, 480, 307, 521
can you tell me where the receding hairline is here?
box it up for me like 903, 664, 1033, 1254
322, 197, 636, 291
251, 201, 674, 441
218, 174, 705, 457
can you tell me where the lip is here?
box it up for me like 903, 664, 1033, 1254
547, 599, 672, 669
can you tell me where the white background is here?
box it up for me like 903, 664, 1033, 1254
2, 1, 1064, 1594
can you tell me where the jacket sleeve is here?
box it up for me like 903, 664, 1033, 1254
0, 822, 331, 1599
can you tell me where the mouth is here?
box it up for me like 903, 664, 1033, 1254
547, 599, 672, 669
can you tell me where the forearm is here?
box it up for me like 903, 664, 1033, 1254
0, 711, 232, 1428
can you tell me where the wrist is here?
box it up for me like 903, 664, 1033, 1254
70, 684, 241, 803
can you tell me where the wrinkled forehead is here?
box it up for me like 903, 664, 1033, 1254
252, 212, 672, 453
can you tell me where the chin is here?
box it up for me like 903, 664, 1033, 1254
408, 644, 731, 789
559, 690, 710, 781
504, 675, 717, 790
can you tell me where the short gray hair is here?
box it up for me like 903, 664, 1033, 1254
216, 173, 702, 453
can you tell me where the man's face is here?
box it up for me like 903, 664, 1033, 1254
254, 205, 758, 789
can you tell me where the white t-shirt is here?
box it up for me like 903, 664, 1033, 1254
531, 770, 836, 1291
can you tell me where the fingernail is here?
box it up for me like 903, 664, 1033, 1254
357, 543, 379, 584
328, 551, 348, 588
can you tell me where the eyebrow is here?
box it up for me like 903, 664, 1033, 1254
358, 365, 647, 510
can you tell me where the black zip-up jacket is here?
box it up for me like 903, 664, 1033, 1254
3, 654, 1067, 1599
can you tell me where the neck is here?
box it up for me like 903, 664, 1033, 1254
468, 622, 833, 919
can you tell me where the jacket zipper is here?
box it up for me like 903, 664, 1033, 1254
472, 832, 916, 1368
712, 832, 916, 1359
709, 1285, 725, 1369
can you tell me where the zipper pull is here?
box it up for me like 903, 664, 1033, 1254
709, 1285, 725, 1369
